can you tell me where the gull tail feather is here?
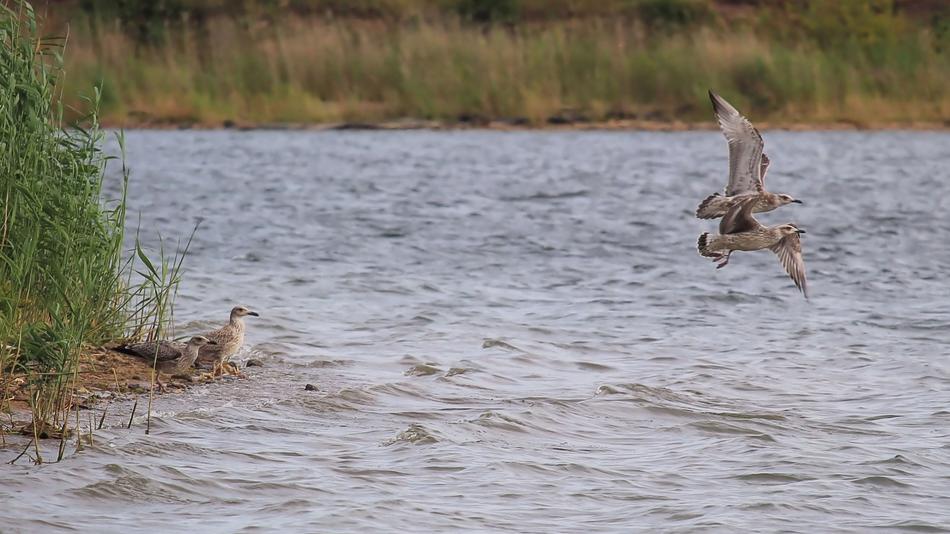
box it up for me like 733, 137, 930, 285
698, 232, 728, 259
697, 232, 715, 257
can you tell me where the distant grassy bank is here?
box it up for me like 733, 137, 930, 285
53, 0, 950, 128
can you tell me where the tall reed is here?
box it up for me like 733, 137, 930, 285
0, 2, 185, 450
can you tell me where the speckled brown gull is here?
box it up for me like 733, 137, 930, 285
196, 305, 259, 374
697, 195, 808, 298
117, 335, 217, 374
696, 91, 802, 219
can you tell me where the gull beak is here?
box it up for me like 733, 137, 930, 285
792, 199, 803, 204
248, 311, 260, 317
797, 229, 806, 234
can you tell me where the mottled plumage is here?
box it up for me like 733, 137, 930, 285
116, 335, 216, 374
697, 196, 808, 298
196, 306, 259, 370
696, 91, 801, 219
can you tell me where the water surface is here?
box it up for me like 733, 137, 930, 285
3, 130, 950, 532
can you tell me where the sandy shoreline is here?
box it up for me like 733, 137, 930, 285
1, 348, 237, 440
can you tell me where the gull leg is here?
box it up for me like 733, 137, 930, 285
225, 362, 246, 378
715, 251, 732, 269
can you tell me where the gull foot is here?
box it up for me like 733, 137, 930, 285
715, 251, 732, 269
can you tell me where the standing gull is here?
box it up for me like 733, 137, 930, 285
196, 305, 260, 375
697, 196, 808, 298
696, 91, 802, 219
116, 335, 217, 390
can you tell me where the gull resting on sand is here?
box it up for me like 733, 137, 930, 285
196, 305, 259, 375
116, 335, 217, 391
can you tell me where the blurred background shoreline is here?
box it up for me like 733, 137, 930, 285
45, 0, 950, 129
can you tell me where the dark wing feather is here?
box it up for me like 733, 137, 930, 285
769, 233, 808, 298
709, 91, 765, 196
719, 195, 762, 235
116, 340, 183, 361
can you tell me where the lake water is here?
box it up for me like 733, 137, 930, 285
3, 130, 950, 532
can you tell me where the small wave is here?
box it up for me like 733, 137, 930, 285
691, 291, 784, 304
482, 338, 524, 352
71, 464, 199, 504
711, 411, 786, 422
303, 359, 351, 368
499, 190, 589, 202
472, 411, 529, 433
405, 363, 442, 376
333, 387, 377, 404
386, 424, 439, 445
876, 521, 949, 532
576, 361, 614, 371
862, 454, 924, 467
688, 421, 776, 441
733, 473, 812, 484
852, 475, 912, 488
444, 367, 468, 377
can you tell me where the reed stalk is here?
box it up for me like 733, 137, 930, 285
0, 1, 191, 455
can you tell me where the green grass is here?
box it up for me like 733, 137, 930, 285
52, 1, 950, 127
0, 2, 186, 452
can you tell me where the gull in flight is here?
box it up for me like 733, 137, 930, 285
697, 195, 808, 298
696, 91, 802, 219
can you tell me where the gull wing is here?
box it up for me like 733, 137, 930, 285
719, 194, 761, 235
709, 91, 765, 196
759, 153, 770, 187
769, 233, 808, 298
197, 324, 230, 358
119, 340, 183, 361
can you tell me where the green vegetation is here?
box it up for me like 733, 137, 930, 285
52, 0, 950, 127
0, 2, 183, 452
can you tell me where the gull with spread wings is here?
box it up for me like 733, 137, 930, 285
696, 91, 802, 219
697, 195, 808, 298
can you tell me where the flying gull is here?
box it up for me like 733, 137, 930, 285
696, 91, 802, 219
697, 195, 808, 298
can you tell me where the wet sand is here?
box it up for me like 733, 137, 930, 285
1, 348, 239, 438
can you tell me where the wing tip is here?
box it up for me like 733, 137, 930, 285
708, 90, 727, 114
708, 90, 747, 123
114, 345, 136, 357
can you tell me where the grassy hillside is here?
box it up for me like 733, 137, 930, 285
50, 0, 950, 127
